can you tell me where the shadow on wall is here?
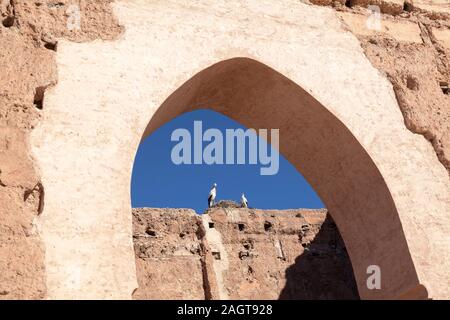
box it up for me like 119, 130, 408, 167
279, 214, 360, 300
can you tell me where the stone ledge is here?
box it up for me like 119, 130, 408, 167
411, 0, 450, 20
338, 11, 423, 43
349, 0, 405, 16
310, 0, 404, 15
432, 27, 450, 50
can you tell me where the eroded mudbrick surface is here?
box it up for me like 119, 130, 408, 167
1, 0, 449, 299
132, 205, 359, 300
0, 0, 122, 299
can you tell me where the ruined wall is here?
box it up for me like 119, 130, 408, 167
205, 204, 359, 300
313, 0, 450, 175
132, 208, 206, 300
0, 0, 122, 299
0, 0, 449, 299
132, 205, 359, 300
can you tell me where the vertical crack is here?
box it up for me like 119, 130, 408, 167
197, 219, 213, 300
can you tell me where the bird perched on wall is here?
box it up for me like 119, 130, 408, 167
208, 183, 217, 208
241, 193, 248, 208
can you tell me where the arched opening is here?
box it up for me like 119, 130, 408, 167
132, 57, 425, 299
132, 109, 325, 212
131, 109, 359, 299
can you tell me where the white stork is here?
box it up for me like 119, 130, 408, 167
208, 183, 217, 208
241, 193, 248, 208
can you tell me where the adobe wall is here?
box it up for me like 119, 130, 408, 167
1, 0, 449, 299
132, 208, 207, 300
203, 205, 359, 300
0, 0, 122, 299
132, 206, 359, 300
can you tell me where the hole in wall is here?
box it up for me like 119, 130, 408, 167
208, 222, 215, 229
406, 75, 419, 91
2, 16, 14, 27
239, 250, 250, 260
264, 221, 273, 232
2, 0, 16, 28
301, 224, 310, 232
48, 2, 65, 9
247, 266, 254, 275
345, 0, 353, 8
440, 81, 449, 95
33, 86, 47, 110
238, 223, 245, 231
43, 41, 57, 51
212, 251, 221, 260
403, 1, 413, 12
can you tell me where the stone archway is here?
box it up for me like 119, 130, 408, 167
30, 0, 450, 300
141, 57, 423, 300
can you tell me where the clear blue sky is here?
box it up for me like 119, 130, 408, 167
131, 110, 324, 213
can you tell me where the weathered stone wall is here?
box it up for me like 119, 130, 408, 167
0, 0, 449, 299
313, 0, 450, 177
132, 208, 206, 300
132, 206, 359, 300
0, 0, 122, 299
205, 205, 359, 300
